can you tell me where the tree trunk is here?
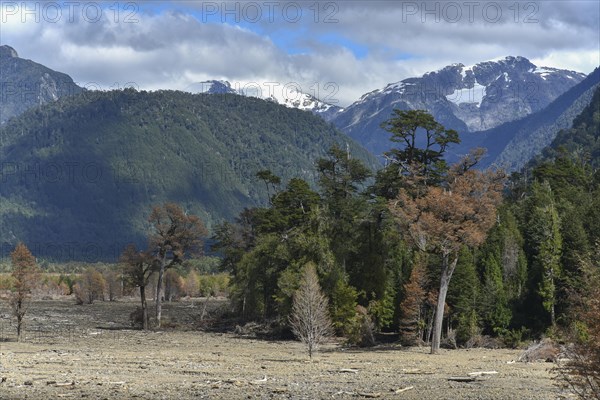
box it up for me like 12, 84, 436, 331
426, 309, 434, 344
16, 299, 23, 342
549, 271, 556, 327
431, 253, 459, 354
140, 284, 148, 330
156, 254, 166, 327
16, 314, 23, 342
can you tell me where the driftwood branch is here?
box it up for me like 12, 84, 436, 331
468, 371, 498, 377
448, 376, 479, 382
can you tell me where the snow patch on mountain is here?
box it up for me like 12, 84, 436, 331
446, 83, 487, 107
185, 80, 342, 120
331, 56, 588, 157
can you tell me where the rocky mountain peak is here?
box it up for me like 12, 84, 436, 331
186, 79, 343, 120
0, 45, 83, 124
0, 45, 19, 58
192, 80, 237, 94
331, 56, 588, 157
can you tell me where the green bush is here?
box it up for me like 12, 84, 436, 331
496, 326, 529, 349
198, 274, 230, 297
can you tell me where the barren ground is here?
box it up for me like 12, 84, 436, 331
0, 298, 564, 399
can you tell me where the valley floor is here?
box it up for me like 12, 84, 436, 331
0, 299, 562, 399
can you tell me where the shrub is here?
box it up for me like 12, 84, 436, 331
74, 268, 106, 304
346, 305, 376, 347
164, 269, 184, 302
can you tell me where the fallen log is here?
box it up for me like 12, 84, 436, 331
357, 392, 382, 398
394, 386, 414, 393
448, 376, 479, 382
55, 381, 75, 387
468, 371, 498, 377
250, 376, 268, 385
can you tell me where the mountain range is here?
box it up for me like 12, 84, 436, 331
329, 56, 587, 160
182, 57, 595, 172
1, 45, 597, 260
185, 79, 343, 121
0, 88, 376, 260
457, 67, 600, 170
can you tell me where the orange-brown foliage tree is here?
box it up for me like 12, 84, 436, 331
10, 242, 39, 341
121, 244, 155, 330
164, 269, 184, 302
184, 269, 200, 298
390, 152, 504, 353
398, 254, 428, 345
74, 268, 106, 305
148, 203, 207, 327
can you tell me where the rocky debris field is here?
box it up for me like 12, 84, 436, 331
0, 298, 564, 399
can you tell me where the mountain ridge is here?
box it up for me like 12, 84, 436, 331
186, 79, 344, 120
0, 89, 377, 261
450, 67, 600, 171
331, 56, 587, 158
0, 44, 84, 124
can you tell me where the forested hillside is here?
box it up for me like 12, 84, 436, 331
0, 89, 377, 260
214, 95, 600, 350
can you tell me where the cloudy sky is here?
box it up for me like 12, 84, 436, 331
2, 0, 599, 106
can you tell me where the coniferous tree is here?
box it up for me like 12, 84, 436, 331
375, 109, 459, 198
525, 182, 563, 329
447, 247, 481, 345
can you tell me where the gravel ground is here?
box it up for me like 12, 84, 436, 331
0, 298, 565, 399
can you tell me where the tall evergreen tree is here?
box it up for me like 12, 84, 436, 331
375, 109, 459, 198
525, 182, 563, 329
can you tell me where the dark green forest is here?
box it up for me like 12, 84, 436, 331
0, 89, 377, 259
213, 87, 600, 347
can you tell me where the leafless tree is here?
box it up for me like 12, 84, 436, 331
289, 263, 333, 358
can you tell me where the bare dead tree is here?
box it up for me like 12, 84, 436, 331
289, 263, 333, 358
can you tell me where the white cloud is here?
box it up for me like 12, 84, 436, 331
1, 1, 598, 106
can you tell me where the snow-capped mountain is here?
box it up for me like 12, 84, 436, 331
332, 56, 586, 157
265, 87, 343, 121
186, 80, 343, 120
